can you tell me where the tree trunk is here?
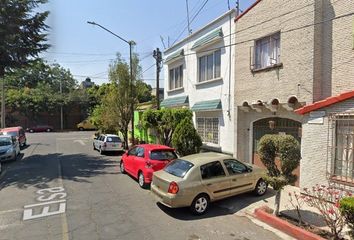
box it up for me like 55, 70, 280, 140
273, 190, 281, 216
122, 129, 128, 150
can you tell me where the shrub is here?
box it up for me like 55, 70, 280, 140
172, 117, 202, 157
340, 197, 354, 239
303, 185, 352, 239
258, 134, 300, 215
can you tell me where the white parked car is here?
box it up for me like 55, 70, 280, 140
93, 134, 124, 154
0, 136, 20, 162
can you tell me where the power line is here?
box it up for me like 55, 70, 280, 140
142, 63, 156, 74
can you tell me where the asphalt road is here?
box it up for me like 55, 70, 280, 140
0, 131, 282, 240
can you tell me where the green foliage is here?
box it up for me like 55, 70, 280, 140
0, 0, 49, 72
135, 80, 152, 103
340, 197, 354, 238
141, 108, 193, 146
172, 118, 202, 156
258, 134, 300, 190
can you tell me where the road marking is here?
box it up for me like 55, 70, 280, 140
24, 199, 66, 208
57, 152, 69, 240
73, 140, 85, 146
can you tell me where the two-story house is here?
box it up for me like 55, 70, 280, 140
233, 0, 354, 189
161, 9, 236, 154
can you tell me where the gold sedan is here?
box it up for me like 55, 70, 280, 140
151, 152, 267, 215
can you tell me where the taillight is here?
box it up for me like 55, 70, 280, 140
103, 143, 107, 148
168, 181, 179, 194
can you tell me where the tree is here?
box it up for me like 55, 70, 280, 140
0, 0, 49, 126
258, 134, 301, 216
141, 108, 193, 146
172, 118, 202, 156
135, 80, 152, 103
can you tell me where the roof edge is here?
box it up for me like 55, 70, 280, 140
164, 9, 235, 54
234, 0, 263, 22
295, 90, 354, 115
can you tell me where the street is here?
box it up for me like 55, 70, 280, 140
0, 132, 281, 240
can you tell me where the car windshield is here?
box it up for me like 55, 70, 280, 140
150, 150, 177, 161
2, 131, 18, 137
164, 159, 194, 178
106, 137, 121, 142
0, 138, 12, 146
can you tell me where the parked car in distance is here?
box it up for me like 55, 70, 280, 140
77, 119, 96, 131
0, 126, 27, 148
120, 144, 178, 188
151, 152, 268, 215
27, 125, 53, 133
93, 134, 124, 154
0, 136, 20, 162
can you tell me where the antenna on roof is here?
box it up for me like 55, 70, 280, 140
236, 0, 240, 16
227, 0, 230, 10
185, 0, 192, 35
160, 36, 167, 49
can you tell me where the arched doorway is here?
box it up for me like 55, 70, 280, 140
252, 117, 302, 186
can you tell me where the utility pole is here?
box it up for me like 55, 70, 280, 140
236, 0, 240, 16
60, 79, 63, 130
1, 76, 5, 128
153, 48, 162, 110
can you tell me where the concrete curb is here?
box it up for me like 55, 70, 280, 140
254, 206, 325, 240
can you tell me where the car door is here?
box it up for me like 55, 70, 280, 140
200, 161, 230, 200
132, 146, 145, 177
124, 147, 137, 174
223, 159, 254, 196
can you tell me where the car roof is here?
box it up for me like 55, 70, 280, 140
179, 152, 233, 167
1, 127, 22, 132
138, 144, 174, 151
102, 134, 120, 137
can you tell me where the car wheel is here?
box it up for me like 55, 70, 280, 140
191, 194, 210, 215
93, 143, 96, 150
79, 127, 84, 131
138, 172, 146, 188
0, 162, 2, 173
99, 147, 104, 155
254, 179, 268, 196
46, 128, 51, 132
120, 161, 126, 174
29, 129, 34, 133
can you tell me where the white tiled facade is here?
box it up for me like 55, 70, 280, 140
163, 10, 236, 154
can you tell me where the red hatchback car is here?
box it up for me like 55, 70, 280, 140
120, 144, 178, 188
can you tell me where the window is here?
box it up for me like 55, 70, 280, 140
200, 161, 225, 179
169, 65, 183, 90
164, 159, 194, 178
136, 147, 145, 157
150, 150, 177, 161
254, 32, 280, 70
196, 117, 219, 144
223, 159, 249, 175
106, 136, 121, 142
198, 49, 221, 82
330, 114, 354, 180
128, 147, 137, 156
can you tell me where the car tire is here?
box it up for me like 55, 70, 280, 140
93, 143, 96, 150
0, 162, 2, 173
120, 161, 126, 174
79, 127, 84, 131
138, 172, 147, 188
190, 194, 210, 215
46, 128, 51, 132
99, 147, 104, 155
29, 129, 34, 133
254, 179, 268, 196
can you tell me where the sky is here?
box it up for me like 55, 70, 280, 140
41, 0, 255, 87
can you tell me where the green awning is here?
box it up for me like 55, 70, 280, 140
161, 95, 189, 108
192, 28, 223, 50
165, 49, 184, 63
191, 99, 222, 112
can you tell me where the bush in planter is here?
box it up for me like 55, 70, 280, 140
340, 197, 354, 239
172, 117, 202, 157
258, 134, 300, 216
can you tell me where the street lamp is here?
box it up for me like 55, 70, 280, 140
87, 21, 135, 145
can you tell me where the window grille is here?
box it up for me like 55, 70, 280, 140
328, 113, 354, 183
196, 117, 219, 144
